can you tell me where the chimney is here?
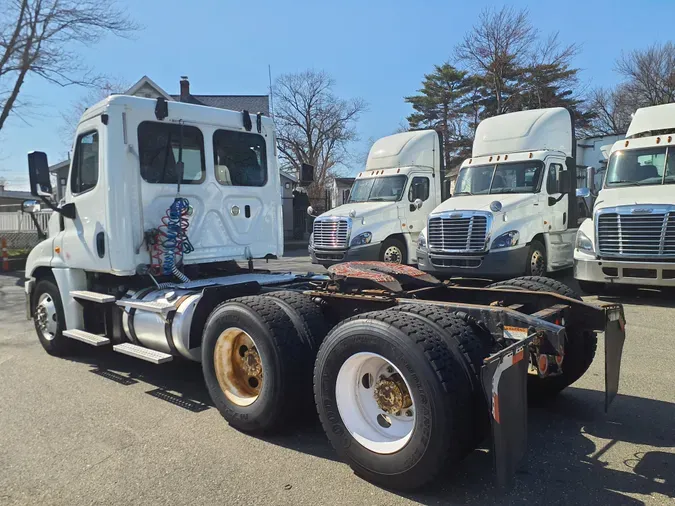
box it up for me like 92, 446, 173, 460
179, 76, 190, 102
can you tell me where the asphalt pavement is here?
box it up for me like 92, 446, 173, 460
0, 255, 673, 505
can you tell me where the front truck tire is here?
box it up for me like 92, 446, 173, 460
488, 276, 598, 400
313, 311, 472, 491
201, 296, 317, 433
32, 278, 72, 356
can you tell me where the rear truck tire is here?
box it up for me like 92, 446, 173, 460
525, 239, 546, 277
488, 276, 598, 400
386, 305, 493, 449
32, 279, 72, 356
262, 291, 329, 350
313, 310, 471, 491
380, 237, 406, 264
201, 296, 316, 433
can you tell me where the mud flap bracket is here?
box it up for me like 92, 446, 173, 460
481, 335, 535, 489
604, 306, 626, 412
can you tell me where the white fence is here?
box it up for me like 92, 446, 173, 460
0, 210, 52, 232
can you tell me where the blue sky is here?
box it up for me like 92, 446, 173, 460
2, 0, 674, 189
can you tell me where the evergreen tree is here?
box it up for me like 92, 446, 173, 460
405, 63, 471, 170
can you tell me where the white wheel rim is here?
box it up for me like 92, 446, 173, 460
383, 246, 403, 263
35, 293, 58, 340
213, 328, 263, 407
335, 352, 416, 454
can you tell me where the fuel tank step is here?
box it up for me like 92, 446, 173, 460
63, 329, 110, 346
116, 299, 179, 315
113, 343, 173, 364
70, 290, 116, 303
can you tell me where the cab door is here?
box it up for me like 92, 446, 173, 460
544, 160, 575, 269
57, 123, 111, 272
403, 174, 433, 239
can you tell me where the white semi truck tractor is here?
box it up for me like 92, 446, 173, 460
309, 129, 449, 266
575, 103, 675, 291
417, 107, 591, 279
22, 95, 625, 490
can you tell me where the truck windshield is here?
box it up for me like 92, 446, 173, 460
348, 175, 407, 202
605, 146, 675, 187
454, 160, 544, 195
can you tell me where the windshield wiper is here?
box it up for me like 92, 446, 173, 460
454, 191, 472, 196
369, 197, 391, 201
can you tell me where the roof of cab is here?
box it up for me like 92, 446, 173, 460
472, 107, 573, 158
626, 102, 675, 138
366, 130, 439, 171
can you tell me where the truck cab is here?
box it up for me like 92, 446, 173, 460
575, 103, 675, 290
417, 108, 579, 279
309, 130, 446, 266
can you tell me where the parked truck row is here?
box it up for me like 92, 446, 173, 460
22, 95, 627, 490
311, 103, 675, 290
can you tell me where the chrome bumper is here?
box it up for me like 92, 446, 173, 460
574, 252, 675, 287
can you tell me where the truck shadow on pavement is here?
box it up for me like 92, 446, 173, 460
67, 346, 674, 505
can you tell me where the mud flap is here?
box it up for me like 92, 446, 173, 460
604, 306, 626, 411
480, 336, 534, 488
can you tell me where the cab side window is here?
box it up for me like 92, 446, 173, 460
409, 176, 430, 201
547, 163, 564, 194
70, 131, 99, 194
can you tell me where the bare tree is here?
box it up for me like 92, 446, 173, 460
0, 0, 137, 132
274, 70, 366, 205
60, 76, 129, 146
584, 86, 636, 136
616, 42, 675, 106
455, 6, 536, 115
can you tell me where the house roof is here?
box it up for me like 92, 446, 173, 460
170, 94, 270, 116
126, 76, 270, 115
280, 171, 298, 182
0, 189, 34, 200
49, 160, 69, 173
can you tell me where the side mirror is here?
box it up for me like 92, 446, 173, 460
28, 151, 52, 197
576, 187, 591, 199
301, 163, 315, 185
307, 206, 316, 217
21, 199, 40, 214
414, 198, 423, 209
559, 169, 572, 194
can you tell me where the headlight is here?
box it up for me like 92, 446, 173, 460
350, 232, 372, 247
417, 231, 427, 250
576, 230, 594, 253
492, 230, 519, 249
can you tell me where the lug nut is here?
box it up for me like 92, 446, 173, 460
405, 410, 413, 417
386, 366, 394, 373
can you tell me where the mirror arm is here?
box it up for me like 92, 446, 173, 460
38, 195, 75, 219
28, 212, 47, 240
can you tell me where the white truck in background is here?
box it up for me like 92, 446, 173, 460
417, 107, 592, 279
575, 103, 675, 291
309, 130, 449, 266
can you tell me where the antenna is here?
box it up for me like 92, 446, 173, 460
268, 64, 274, 119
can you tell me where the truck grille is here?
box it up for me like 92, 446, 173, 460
428, 213, 490, 252
597, 207, 675, 258
313, 219, 350, 249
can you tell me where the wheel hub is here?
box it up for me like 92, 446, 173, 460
373, 373, 412, 415
213, 328, 263, 407
383, 246, 402, 263
35, 293, 57, 340
531, 250, 545, 276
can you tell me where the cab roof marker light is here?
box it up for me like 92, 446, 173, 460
529, 153, 533, 159
504, 154, 508, 160
669, 136, 672, 143
497, 155, 501, 161
625, 140, 630, 147
656, 137, 661, 144
489, 156, 493, 162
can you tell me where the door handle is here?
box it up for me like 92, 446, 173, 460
245, 205, 251, 218
96, 231, 105, 258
